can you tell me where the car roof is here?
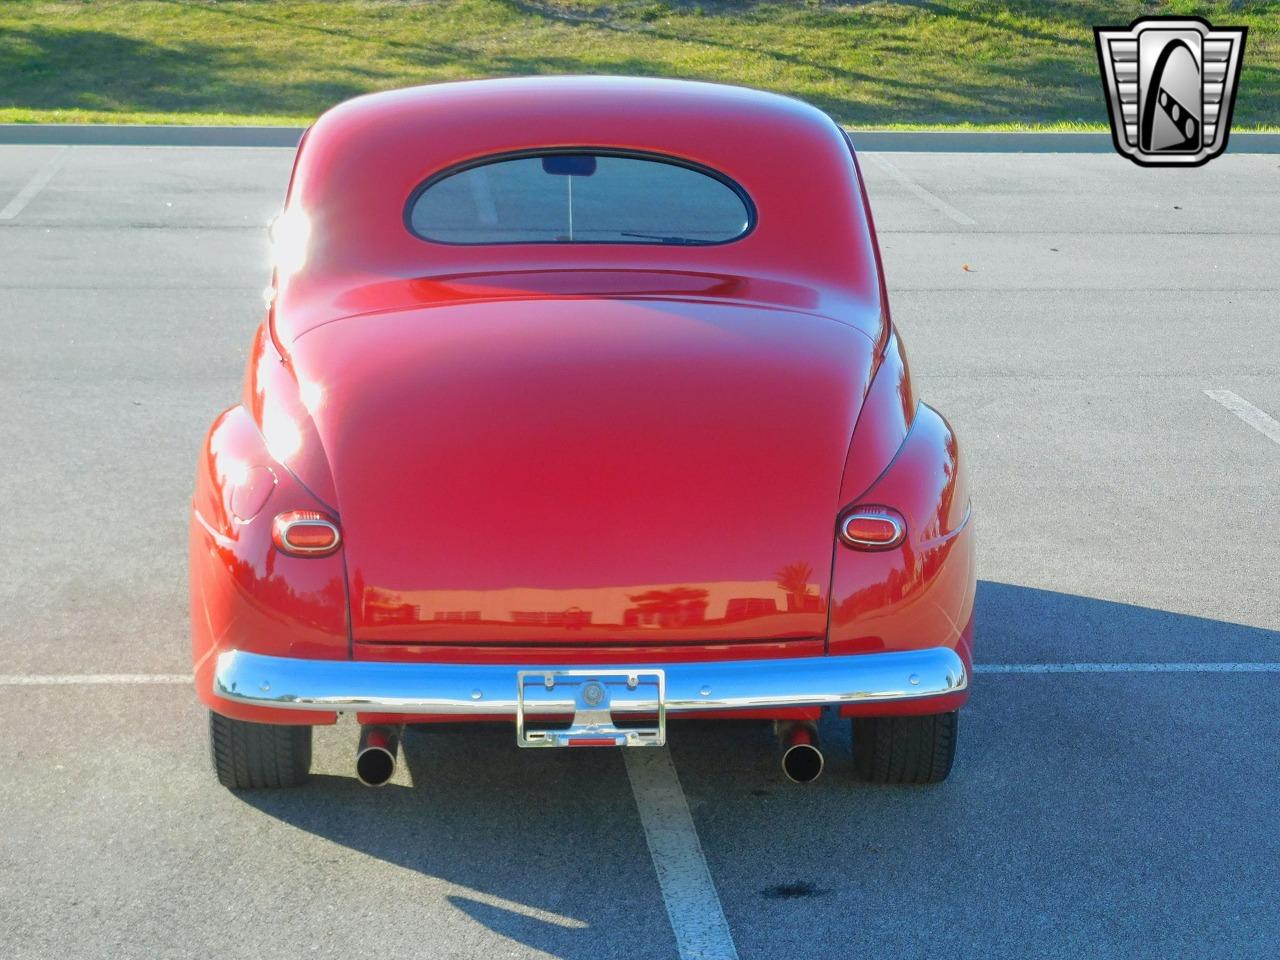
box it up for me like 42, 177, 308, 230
315, 75, 830, 144
276, 77, 883, 341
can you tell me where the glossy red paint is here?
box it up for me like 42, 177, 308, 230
294, 296, 872, 652
190, 405, 344, 724
189, 77, 975, 725
273, 77, 882, 343
352, 638, 826, 666
828, 405, 975, 679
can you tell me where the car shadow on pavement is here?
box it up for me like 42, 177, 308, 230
237, 724, 676, 960
665, 582, 1280, 959
975, 579, 1280, 666
235, 580, 1279, 957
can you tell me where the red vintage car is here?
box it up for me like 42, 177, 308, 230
191, 77, 974, 789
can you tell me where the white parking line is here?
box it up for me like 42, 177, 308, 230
978, 662, 1280, 673
0, 674, 190, 685
0, 147, 68, 220
625, 749, 740, 960
862, 153, 976, 225
1205, 389, 1280, 446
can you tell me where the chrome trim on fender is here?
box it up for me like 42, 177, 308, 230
212, 647, 967, 715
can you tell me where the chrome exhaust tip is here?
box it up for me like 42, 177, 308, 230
356, 725, 401, 787
779, 723, 824, 784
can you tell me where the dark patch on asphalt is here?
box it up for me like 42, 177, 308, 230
761, 881, 829, 900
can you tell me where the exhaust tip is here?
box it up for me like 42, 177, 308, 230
779, 723, 824, 784
356, 746, 396, 787
782, 742, 825, 783
356, 725, 400, 787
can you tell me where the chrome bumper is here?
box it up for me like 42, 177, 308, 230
212, 647, 967, 716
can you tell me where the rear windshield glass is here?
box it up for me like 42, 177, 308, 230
407, 152, 753, 246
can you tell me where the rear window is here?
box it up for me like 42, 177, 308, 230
406, 151, 754, 246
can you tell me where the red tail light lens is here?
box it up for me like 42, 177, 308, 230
839, 506, 906, 551
272, 510, 341, 556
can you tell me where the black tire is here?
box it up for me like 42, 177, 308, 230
851, 711, 958, 784
209, 711, 312, 789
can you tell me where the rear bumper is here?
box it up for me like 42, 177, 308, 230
212, 647, 968, 716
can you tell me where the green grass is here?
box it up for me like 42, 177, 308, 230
1, 1, 1277, 129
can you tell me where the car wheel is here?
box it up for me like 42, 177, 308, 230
209, 711, 312, 789
851, 711, 958, 784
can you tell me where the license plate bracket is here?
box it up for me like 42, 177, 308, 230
515, 668, 666, 748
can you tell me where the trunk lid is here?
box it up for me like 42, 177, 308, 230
290, 297, 875, 648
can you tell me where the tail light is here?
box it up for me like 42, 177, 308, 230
839, 506, 906, 551
272, 510, 341, 556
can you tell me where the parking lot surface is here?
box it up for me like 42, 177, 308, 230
1, 143, 1277, 960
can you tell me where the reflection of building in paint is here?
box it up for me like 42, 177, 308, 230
512, 608, 593, 629
363, 579, 823, 627
432, 610, 482, 624
724, 597, 777, 621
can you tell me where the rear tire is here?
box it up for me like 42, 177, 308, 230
851, 711, 958, 784
209, 711, 312, 789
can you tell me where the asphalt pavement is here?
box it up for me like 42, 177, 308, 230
1, 141, 1278, 960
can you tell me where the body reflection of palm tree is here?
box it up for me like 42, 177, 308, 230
776, 561, 824, 613
623, 587, 709, 628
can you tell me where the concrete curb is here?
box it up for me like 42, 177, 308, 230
2, 124, 1279, 152
0, 125, 305, 147
848, 130, 1280, 153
